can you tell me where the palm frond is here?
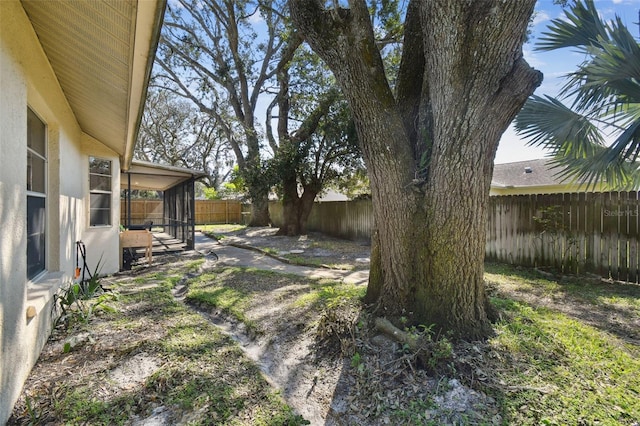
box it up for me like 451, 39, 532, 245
600, 117, 640, 164
518, 0, 640, 191
565, 25, 640, 108
515, 95, 605, 155
536, 0, 608, 52
547, 145, 640, 190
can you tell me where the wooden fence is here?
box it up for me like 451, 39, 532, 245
121, 199, 243, 226
269, 200, 373, 241
123, 194, 640, 281
487, 192, 640, 282
121, 200, 163, 226
271, 192, 640, 282
194, 200, 243, 224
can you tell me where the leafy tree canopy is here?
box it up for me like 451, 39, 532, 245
136, 89, 233, 189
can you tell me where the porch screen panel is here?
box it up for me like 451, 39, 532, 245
163, 179, 195, 249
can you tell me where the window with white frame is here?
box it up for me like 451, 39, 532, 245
89, 157, 112, 226
27, 108, 47, 280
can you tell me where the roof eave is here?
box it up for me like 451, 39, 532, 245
122, 0, 166, 172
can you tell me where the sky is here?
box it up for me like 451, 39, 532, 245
494, 0, 640, 164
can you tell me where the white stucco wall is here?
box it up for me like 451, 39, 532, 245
81, 135, 122, 275
0, 2, 122, 422
0, 3, 29, 421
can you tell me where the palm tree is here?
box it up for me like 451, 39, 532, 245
515, 0, 640, 189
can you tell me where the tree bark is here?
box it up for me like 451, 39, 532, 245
244, 134, 271, 227
271, 45, 340, 236
278, 177, 320, 236
290, 0, 542, 339
249, 193, 271, 227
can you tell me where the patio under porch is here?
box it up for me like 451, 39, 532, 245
120, 160, 206, 270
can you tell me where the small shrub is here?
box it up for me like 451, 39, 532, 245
54, 259, 117, 329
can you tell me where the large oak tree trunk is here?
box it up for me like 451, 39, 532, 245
244, 135, 271, 227
249, 193, 271, 227
271, 46, 337, 236
277, 175, 319, 236
290, 0, 542, 339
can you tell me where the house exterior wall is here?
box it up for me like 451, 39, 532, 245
0, 2, 121, 422
81, 134, 122, 274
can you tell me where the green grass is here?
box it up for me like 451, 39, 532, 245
52, 388, 131, 425
180, 262, 640, 424
488, 299, 640, 425
187, 279, 253, 326
184, 267, 302, 335
483, 263, 640, 424
292, 280, 366, 309
390, 398, 436, 425
185, 269, 262, 321
17, 269, 306, 425
486, 262, 640, 314
19, 255, 640, 425
198, 224, 246, 240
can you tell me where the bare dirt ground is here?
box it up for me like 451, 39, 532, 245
14, 228, 640, 424
192, 227, 500, 424
213, 226, 372, 271
10, 227, 500, 425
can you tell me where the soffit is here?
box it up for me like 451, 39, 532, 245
20, 0, 164, 167
122, 160, 207, 192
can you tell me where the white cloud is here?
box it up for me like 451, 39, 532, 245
247, 9, 264, 24
523, 47, 546, 69
532, 10, 550, 26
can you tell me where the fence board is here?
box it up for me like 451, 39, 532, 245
121, 199, 243, 226
583, 192, 593, 273
609, 192, 620, 280
524, 195, 535, 266
575, 193, 585, 274
194, 200, 242, 224
120, 200, 163, 226
629, 191, 637, 282
593, 192, 604, 277
487, 201, 499, 260
267, 191, 640, 283
569, 192, 579, 273
619, 191, 629, 282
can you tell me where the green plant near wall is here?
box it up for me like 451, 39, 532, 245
54, 259, 117, 328
533, 205, 579, 274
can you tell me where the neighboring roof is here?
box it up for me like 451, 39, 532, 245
121, 160, 207, 192
317, 189, 349, 202
20, 0, 166, 169
491, 159, 568, 188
